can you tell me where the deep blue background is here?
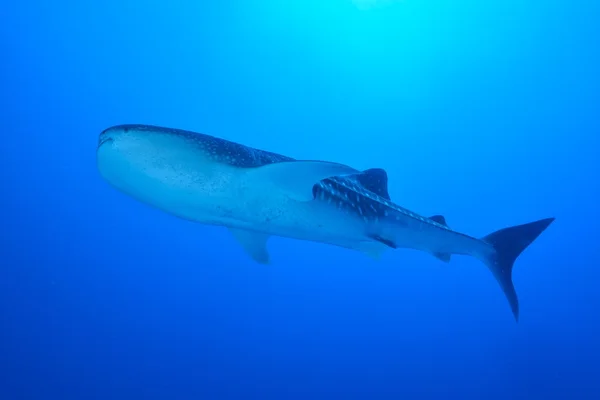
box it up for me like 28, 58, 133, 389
1, 1, 599, 399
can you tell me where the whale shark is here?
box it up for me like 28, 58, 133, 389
96, 124, 554, 321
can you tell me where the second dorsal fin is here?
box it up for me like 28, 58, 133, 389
428, 215, 451, 263
355, 168, 391, 200
429, 214, 448, 227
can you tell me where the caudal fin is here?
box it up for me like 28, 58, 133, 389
481, 217, 555, 321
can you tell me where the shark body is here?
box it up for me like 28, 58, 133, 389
97, 124, 555, 321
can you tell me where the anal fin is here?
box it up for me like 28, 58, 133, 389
229, 228, 271, 264
432, 252, 451, 263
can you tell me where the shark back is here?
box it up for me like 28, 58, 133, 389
107, 125, 450, 234
311, 168, 472, 257
313, 173, 391, 222
115, 124, 295, 168
314, 169, 451, 231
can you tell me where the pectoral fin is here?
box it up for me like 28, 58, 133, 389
247, 160, 359, 201
229, 228, 271, 264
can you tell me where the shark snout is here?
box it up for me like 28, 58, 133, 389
97, 124, 172, 150
98, 125, 132, 149
97, 125, 148, 192
98, 129, 115, 148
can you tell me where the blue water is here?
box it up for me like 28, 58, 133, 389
1, 1, 599, 399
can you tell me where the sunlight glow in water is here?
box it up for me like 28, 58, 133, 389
351, 0, 399, 10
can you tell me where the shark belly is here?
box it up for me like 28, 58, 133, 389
97, 141, 369, 248
97, 140, 242, 224
239, 193, 371, 247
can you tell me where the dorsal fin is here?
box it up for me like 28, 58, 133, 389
355, 168, 390, 200
247, 160, 359, 202
429, 214, 448, 227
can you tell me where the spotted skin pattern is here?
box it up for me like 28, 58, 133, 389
98, 124, 556, 321
106, 124, 455, 236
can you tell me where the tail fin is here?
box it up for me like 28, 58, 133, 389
481, 217, 555, 321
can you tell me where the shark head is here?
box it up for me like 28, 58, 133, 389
96, 124, 266, 215
97, 124, 298, 181
97, 124, 361, 216
97, 124, 234, 166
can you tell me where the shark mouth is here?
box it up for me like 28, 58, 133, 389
97, 133, 114, 149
